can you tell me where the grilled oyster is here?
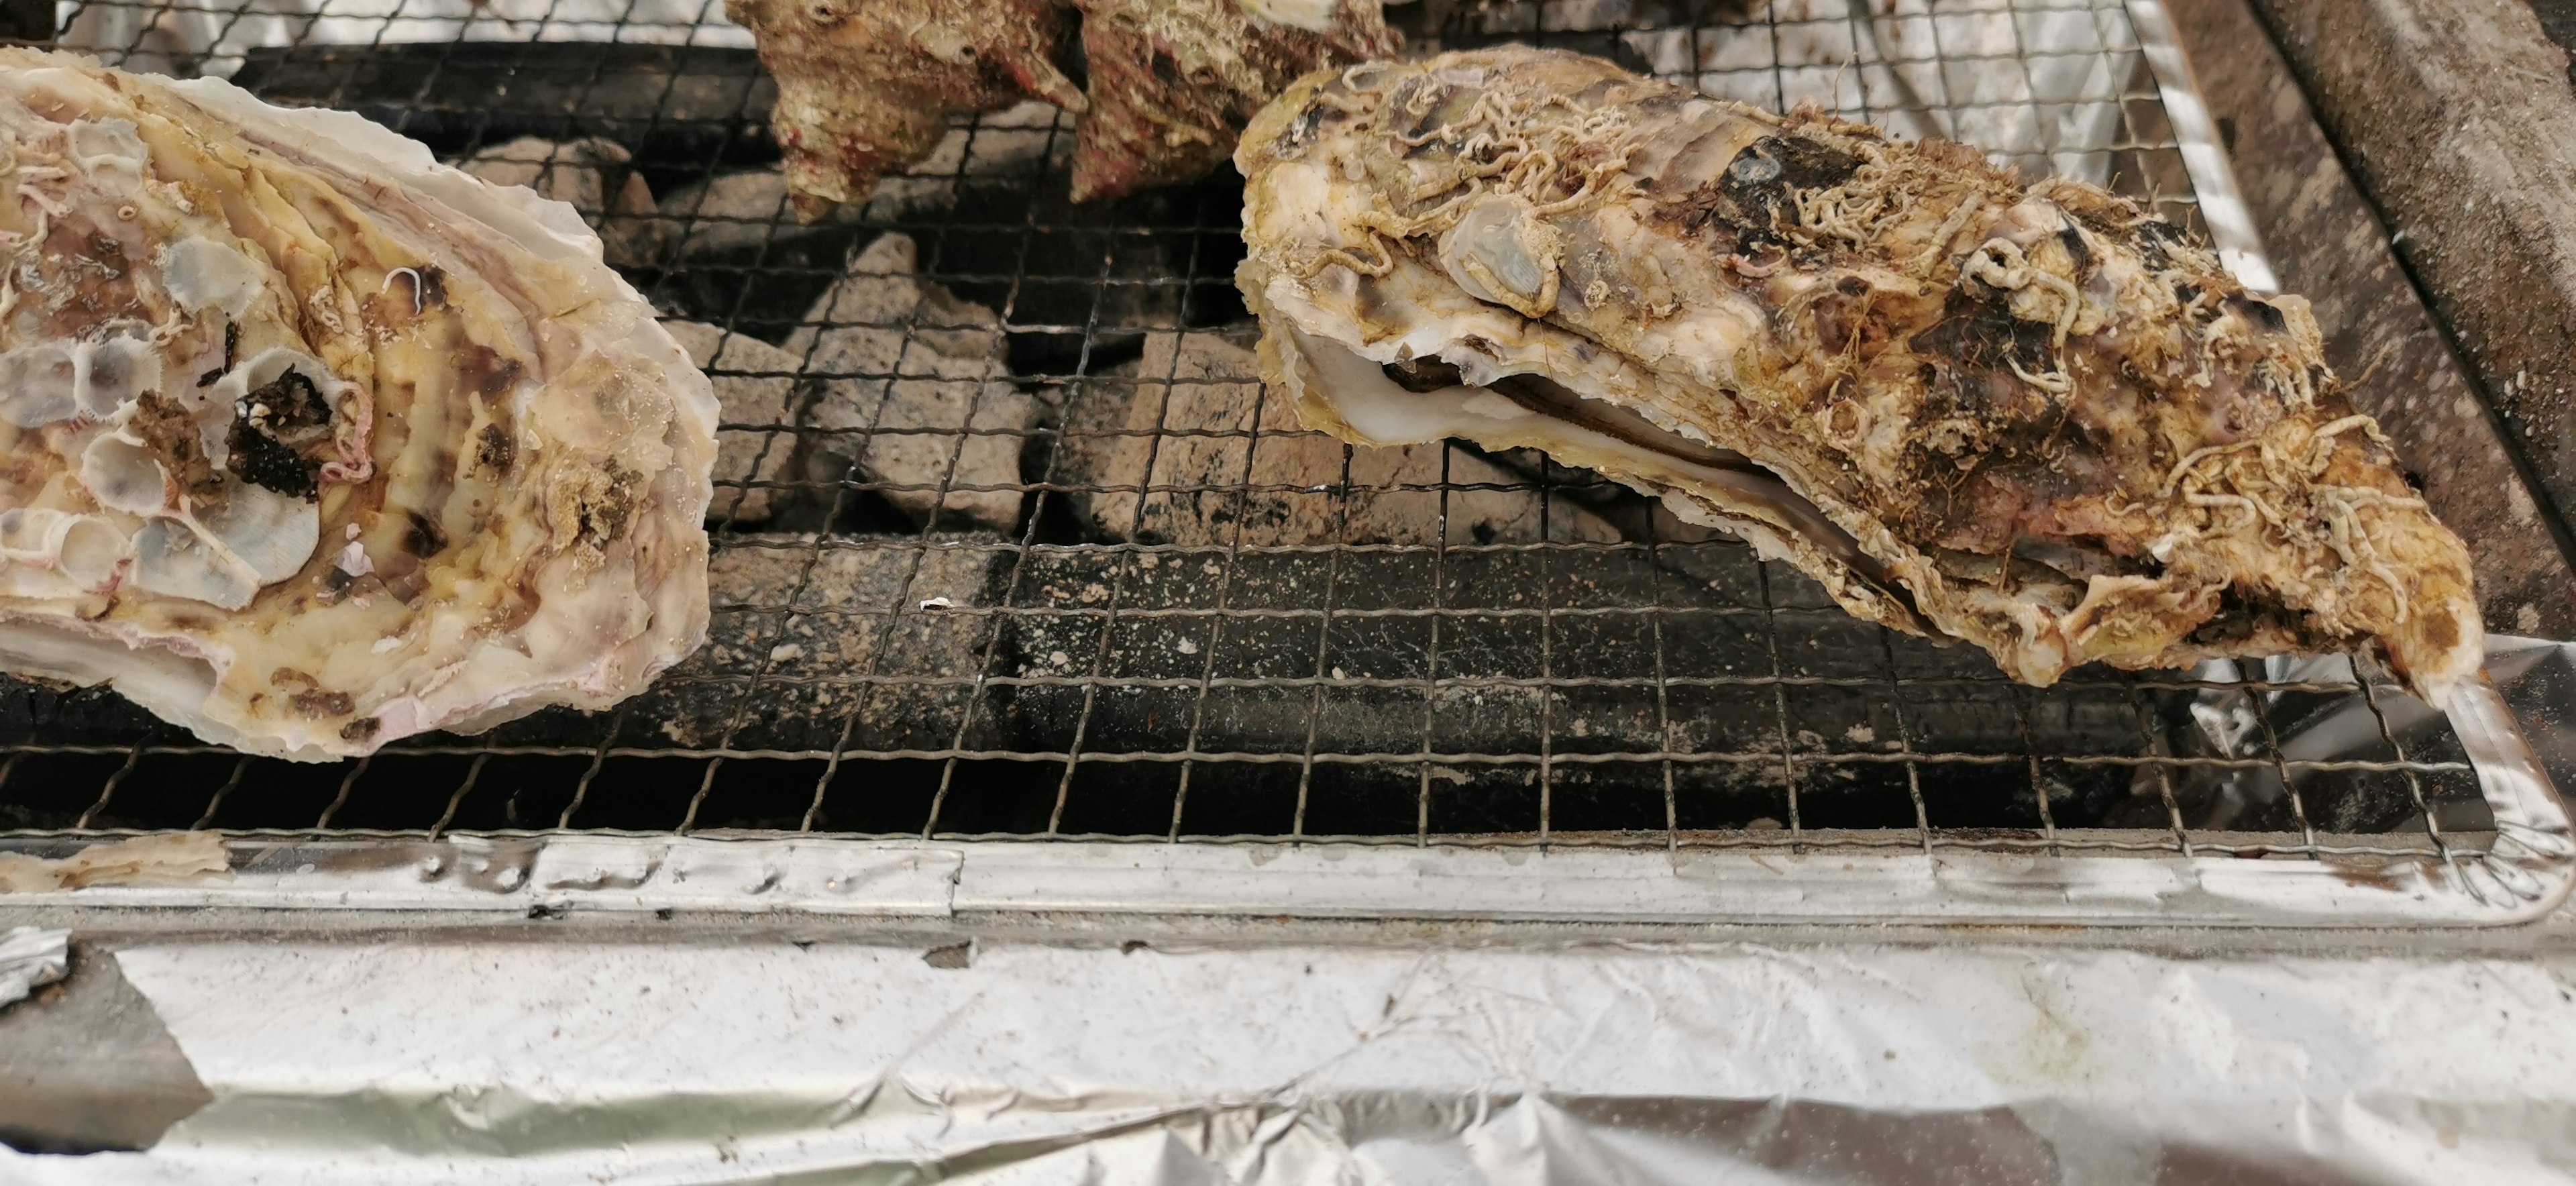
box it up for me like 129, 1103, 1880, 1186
1236, 48, 2483, 704
727, 0, 1397, 217
1065, 0, 1400, 203
0, 51, 717, 759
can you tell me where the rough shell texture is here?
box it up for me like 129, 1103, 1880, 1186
1234, 48, 2483, 705
724, 0, 1397, 217
0, 50, 718, 760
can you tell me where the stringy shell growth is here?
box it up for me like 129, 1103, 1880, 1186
0, 50, 718, 760
1236, 48, 2484, 704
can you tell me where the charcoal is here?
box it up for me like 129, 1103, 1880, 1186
655, 101, 1063, 268
785, 233, 1039, 531
1, 0, 50, 42
225, 44, 773, 170
653, 169, 853, 265
460, 136, 667, 269
654, 161, 1219, 364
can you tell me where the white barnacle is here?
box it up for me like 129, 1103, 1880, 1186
159, 237, 263, 319
335, 540, 373, 577
1436, 192, 1562, 318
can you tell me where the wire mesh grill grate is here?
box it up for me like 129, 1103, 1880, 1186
1, 0, 2497, 863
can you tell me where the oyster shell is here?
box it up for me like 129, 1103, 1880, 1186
1235, 48, 2484, 704
0, 50, 718, 759
725, 0, 1398, 217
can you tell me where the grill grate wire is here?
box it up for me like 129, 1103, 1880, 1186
0, 0, 2497, 862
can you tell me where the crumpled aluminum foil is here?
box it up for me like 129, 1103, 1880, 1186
0, 925, 68, 1011
3, 935, 2573, 1182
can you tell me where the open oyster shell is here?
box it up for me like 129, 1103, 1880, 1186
0, 50, 717, 760
1236, 48, 2484, 704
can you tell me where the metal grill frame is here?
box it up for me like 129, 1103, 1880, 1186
2, 0, 2568, 926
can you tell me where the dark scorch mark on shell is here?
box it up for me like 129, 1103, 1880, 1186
453, 342, 525, 398
1914, 286, 2057, 382
227, 429, 316, 499
413, 266, 449, 311
226, 366, 335, 500
476, 423, 515, 474
2056, 219, 2092, 276
2227, 294, 2286, 333
403, 510, 447, 557
1716, 134, 1864, 241
290, 687, 354, 717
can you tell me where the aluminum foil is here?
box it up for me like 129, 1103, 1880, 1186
3, 936, 2575, 1182
0, 925, 67, 1011
2492, 635, 2576, 796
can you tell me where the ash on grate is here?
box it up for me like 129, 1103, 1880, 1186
628, 534, 1008, 754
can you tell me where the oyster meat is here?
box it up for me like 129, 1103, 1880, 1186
0, 50, 718, 759
1235, 48, 2483, 704
727, 0, 1398, 217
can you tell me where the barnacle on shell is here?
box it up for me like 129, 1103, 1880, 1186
0, 50, 718, 759
1236, 48, 2484, 704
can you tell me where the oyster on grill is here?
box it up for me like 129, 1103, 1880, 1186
727, 0, 1398, 218
0, 51, 718, 760
1235, 48, 2484, 704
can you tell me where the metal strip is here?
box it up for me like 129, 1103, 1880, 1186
2129, 0, 2281, 291
0, 836, 963, 916
3, 813, 2567, 926
947, 836, 2565, 926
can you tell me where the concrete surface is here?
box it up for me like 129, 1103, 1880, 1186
2244, 0, 2576, 635
2174, 0, 2576, 639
